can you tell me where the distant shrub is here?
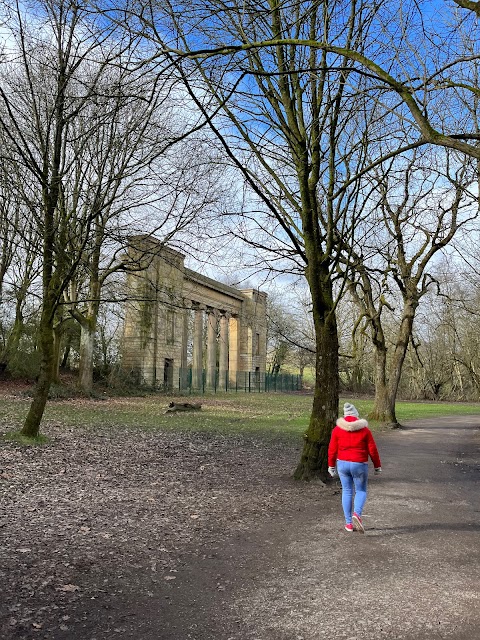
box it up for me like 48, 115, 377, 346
6, 350, 41, 380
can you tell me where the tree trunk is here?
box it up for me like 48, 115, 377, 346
2, 289, 27, 370
52, 320, 64, 384
3, 315, 23, 370
385, 306, 416, 421
371, 375, 397, 424
78, 318, 96, 393
21, 120, 63, 437
294, 264, 339, 481
21, 306, 55, 438
370, 338, 398, 424
61, 340, 71, 369
371, 299, 417, 426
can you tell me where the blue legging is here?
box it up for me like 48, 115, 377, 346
337, 460, 369, 524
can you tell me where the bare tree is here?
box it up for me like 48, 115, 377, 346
1, 225, 41, 372
0, 171, 18, 304
341, 150, 478, 424
0, 129, 45, 373
120, 0, 403, 479
0, 0, 183, 436
128, 1, 480, 162
58, 64, 218, 393
99, 0, 480, 459
266, 294, 298, 375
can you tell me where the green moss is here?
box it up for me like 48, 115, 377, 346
2, 431, 50, 446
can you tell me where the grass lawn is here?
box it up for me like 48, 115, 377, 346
1, 389, 480, 440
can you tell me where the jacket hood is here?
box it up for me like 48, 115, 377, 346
336, 417, 369, 431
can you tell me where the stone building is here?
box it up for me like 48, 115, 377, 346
121, 236, 267, 389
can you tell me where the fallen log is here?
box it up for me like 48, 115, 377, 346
165, 402, 202, 413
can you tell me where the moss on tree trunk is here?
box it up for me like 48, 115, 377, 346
294, 263, 339, 481
21, 312, 55, 438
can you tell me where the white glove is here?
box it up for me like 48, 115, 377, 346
374, 467, 382, 475
328, 466, 337, 477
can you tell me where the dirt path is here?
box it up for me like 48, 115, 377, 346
1, 416, 479, 639
130, 416, 480, 640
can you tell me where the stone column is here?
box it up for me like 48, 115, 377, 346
218, 312, 229, 390
228, 315, 239, 387
206, 308, 217, 388
192, 305, 204, 390
180, 305, 190, 390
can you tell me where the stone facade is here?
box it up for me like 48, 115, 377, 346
121, 236, 267, 389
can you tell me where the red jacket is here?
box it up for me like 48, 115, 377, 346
328, 416, 381, 468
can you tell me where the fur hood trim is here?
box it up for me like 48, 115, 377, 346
336, 417, 369, 431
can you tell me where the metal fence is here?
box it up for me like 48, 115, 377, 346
178, 369, 303, 393
124, 367, 303, 393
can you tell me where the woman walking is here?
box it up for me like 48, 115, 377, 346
328, 402, 382, 533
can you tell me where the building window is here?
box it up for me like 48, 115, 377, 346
255, 332, 260, 356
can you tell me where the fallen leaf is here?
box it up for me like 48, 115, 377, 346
56, 584, 80, 592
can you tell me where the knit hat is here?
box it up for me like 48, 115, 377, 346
343, 402, 359, 418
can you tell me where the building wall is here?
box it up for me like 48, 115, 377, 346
121, 237, 267, 388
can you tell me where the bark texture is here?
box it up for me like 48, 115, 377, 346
294, 262, 339, 481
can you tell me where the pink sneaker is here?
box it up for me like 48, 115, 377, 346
344, 523, 353, 532
352, 512, 365, 533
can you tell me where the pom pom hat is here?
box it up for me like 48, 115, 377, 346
343, 402, 359, 418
